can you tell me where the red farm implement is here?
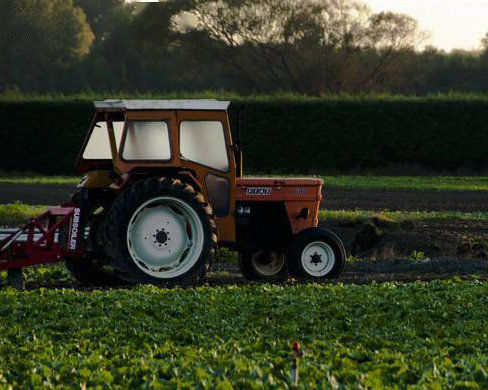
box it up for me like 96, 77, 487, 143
0, 205, 84, 287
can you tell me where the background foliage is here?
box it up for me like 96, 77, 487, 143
1, 0, 488, 95
2, 96, 488, 174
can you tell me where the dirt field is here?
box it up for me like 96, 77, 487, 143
207, 257, 488, 285
325, 187, 488, 212
0, 184, 73, 205
14, 257, 488, 290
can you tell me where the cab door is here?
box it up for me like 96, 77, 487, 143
176, 110, 237, 244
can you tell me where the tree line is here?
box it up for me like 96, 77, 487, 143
1, 0, 488, 95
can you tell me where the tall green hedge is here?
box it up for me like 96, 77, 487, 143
0, 101, 93, 174
1, 98, 488, 174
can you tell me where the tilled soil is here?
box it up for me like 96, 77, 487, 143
13, 258, 488, 290
205, 258, 488, 285
323, 187, 488, 212
0, 184, 75, 205
329, 219, 488, 261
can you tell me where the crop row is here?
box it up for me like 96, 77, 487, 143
0, 281, 487, 388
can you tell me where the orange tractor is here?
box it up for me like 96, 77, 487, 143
0, 100, 345, 286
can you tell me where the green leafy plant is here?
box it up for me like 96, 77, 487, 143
0, 280, 486, 388
409, 250, 430, 262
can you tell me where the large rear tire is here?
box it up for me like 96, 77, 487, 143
104, 178, 217, 286
286, 228, 346, 280
238, 251, 288, 281
65, 257, 123, 287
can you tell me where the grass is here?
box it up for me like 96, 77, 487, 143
1, 203, 487, 227
323, 209, 488, 224
0, 280, 487, 388
3, 174, 488, 191
0, 203, 49, 227
0, 175, 78, 185
322, 175, 488, 191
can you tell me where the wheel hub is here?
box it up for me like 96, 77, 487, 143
154, 230, 168, 244
301, 241, 335, 277
257, 252, 273, 265
310, 252, 322, 265
251, 251, 285, 277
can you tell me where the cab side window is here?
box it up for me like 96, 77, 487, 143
179, 121, 229, 171
122, 121, 171, 161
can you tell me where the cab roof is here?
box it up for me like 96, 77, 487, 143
93, 99, 231, 112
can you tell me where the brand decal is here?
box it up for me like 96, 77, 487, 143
69, 207, 81, 250
246, 187, 272, 196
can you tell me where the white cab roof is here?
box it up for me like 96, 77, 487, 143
94, 99, 230, 111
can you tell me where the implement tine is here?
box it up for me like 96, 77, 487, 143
0, 228, 25, 253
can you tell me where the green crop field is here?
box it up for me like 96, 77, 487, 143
0, 281, 486, 389
0, 175, 78, 185
322, 176, 488, 191
323, 209, 488, 224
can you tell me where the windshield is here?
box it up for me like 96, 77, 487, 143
82, 121, 124, 160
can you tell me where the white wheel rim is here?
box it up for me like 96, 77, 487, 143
300, 241, 335, 277
127, 196, 204, 279
251, 252, 285, 277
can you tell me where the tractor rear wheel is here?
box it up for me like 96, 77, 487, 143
238, 251, 288, 281
104, 178, 217, 286
64, 192, 124, 287
286, 228, 345, 280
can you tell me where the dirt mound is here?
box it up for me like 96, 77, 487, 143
328, 218, 488, 262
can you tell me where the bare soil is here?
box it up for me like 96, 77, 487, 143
328, 219, 488, 261
15, 258, 488, 290
205, 258, 488, 286
324, 187, 488, 212
0, 184, 74, 205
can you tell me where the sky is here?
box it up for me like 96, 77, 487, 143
366, 0, 488, 51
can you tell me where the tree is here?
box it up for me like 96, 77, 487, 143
183, 0, 426, 93
357, 12, 428, 91
481, 32, 488, 51
0, 0, 94, 91
74, 0, 129, 47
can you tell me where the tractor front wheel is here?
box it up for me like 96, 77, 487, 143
238, 251, 288, 281
286, 228, 345, 280
104, 178, 217, 286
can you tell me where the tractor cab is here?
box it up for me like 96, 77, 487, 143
76, 99, 237, 244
